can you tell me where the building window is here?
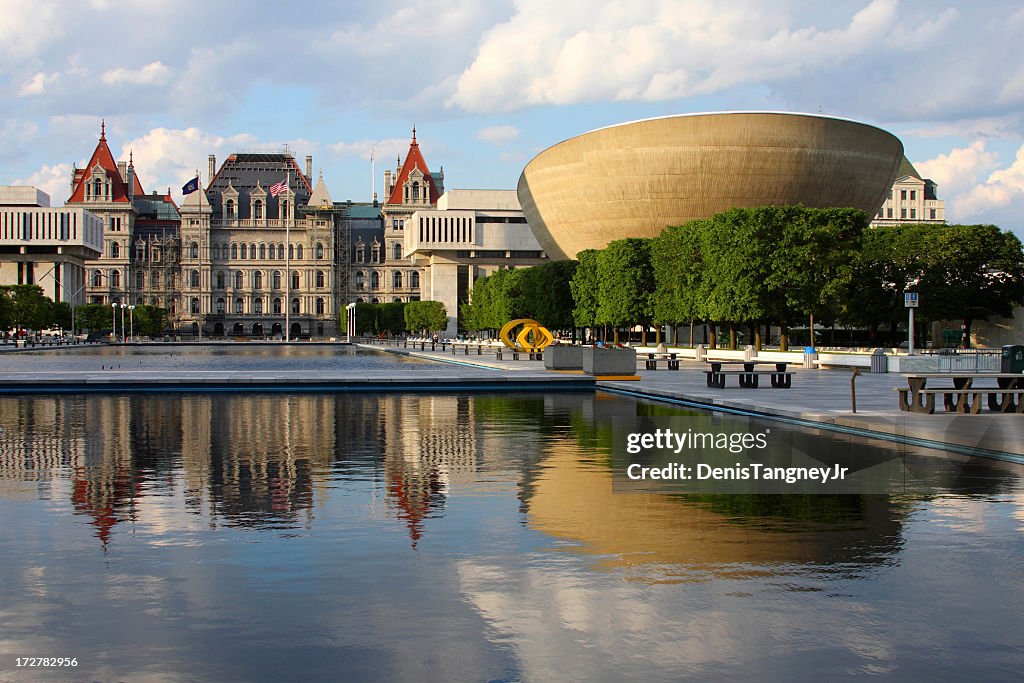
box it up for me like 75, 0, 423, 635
393, 243, 402, 260
412, 181, 420, 201
231, 244, 238, 259
355, 244, 365, 262
900, 190, 907, 200
901, 208, 907, 219
290, 271, 299, 289
273, 297, 282, 314
226, 199, 234, 218
190, 270, 200, 287
111, 270, 121, 288
234, 297, 243, 314
216, 271, 225, 289
235, 271, 243, 289
254, 200, 263, 220
411, 271, 420, 289
371, 271, 380, 289
930, 208, 937, 220
296, 244, 303, 260
110, 242, 119, 259
278, 243, 285, 260
393, 271, 403, 289
153, 272, 161, 288
239, 243, 246, 260
356, 272, 365, 290
136, 272, 144, 289
910, 190, 916, 200
216, 297, 225, 314
191, 297, 199, 314
372, 244, 380, 262
92, 270, 103, 287
212, 244, 220, 259
254, 298, 263, 315
315, 242, 324, 260
315, 297, 325, 315
289, 244, 294, 260
910, 208, 916, 219
281, 200, 289, 221
291, 297, 300, 314
887, 208, 893, 218
249, 244, 256, 259
190, 242, 199, 259
316, 270, 325, 288
273, 271, 281, 289
259, 243, 266, 260
269, 244, 276, 260
254, 271, 263, 289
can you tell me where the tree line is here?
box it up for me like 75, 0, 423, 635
353, 300, 448, 336
460, 206, 1024, 350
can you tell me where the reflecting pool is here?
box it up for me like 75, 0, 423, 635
0, 392, 1022, 682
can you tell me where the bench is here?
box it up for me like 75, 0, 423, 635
898, 374, 1024, 414
704, 361, 792, 388
644, 353, 680, 370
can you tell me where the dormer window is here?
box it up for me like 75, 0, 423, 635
254, 200, 263, 220
412, 181, 420, 201
226, 199, 234, 219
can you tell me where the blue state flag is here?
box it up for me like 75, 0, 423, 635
181, 176, 200, 195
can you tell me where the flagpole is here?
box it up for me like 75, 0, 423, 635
197, 168, 203, 341
285, 168, 290, 342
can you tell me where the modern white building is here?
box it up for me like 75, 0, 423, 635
0, 186, 103, 305
871, 156, 945, 226
405, 189, 547, 334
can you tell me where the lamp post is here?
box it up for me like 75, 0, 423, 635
120, 303, 127, 342
129, 305, 135, 341
111, 303, 118, 342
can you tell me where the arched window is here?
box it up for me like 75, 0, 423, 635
291, 297, 300, 314
268, 244, 276, 260
254, 200, 263, 220
231, 243, 238, 259
411, 271, 420, 289
254, 298, 263, 315
278, 243, 285, 259
370, 271, 380, 289
315, 270, 325, 288
111, 270, 121, 288
234, 297, 244, 314
212, 244, 220, 259
297, 244, 303, 259
281, 200, 289, 220
216, 271, 225, 289
355, 243, 365, 263
273, 297, 282, 314
259, 243, 266, 260
93, 178, 103, 198
225, 199, 234, 218
412, 181, 419, 200
110, 242, 119, 259
234, 271, 243, 289
393, 243, 402, 260
315, 242, 324, 259
190, 242, 199, 259
288, 244, 294, 260
216, 297, 225, 314
190, 270, 200, 287
372, 243, 380, 262
92, 270, 103, 287
239, 243, 246, 260
249, 244, 256, 259
136, 271, 144, 289
272, 271, 281, 289
290, 271, 299, 289
392, 271, 403, 289
191, 297, 199, 314
316, 297, 325, 315
254, 271, 263, 289
393, 297, 402, 303
355, 272, 365, 290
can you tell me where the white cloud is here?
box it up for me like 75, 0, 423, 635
18, 72, 59, 97
941, 143, 1024, 224
917, 141, 1001, 195
327, 138, 408, 163
12, 163, 73, 206
476, 125, 519, 144
0, 1, 60, 62
101, 61, 173, 86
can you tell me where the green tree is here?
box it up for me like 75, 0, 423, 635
75, 303, 115, 332
570, 249, 600, 336
51, 302, 73, 331
405, 300, 448, 334
595, 238, 654, 344
354, 302, 379, 335
2, 285, 53, 332
378, 302, 408, 335
131, 305, 166, 337
651, 221, 707, 346
516, 260, 578, 332
0, 288, 13, 333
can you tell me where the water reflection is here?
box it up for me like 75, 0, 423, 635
0, 392, 1023, 681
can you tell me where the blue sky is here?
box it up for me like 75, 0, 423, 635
3, 0, 1024, 234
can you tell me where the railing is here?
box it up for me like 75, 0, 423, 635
924, 349, 1002, 373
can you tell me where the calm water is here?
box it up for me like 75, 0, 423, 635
1, 391, 1023, 682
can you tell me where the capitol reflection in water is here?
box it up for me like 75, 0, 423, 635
0, 392, 1023, 682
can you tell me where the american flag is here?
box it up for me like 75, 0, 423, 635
269, 178, 288, 197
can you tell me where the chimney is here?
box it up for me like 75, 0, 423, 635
305, 155, 312, 179
208, 155, 216, 182
117, 161, 128, 180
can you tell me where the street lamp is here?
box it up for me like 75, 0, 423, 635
120, 303, 127, 342
111, 303, 118, 342
129, 305, 135, 340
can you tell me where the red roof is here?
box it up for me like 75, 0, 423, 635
67, 123, 132, 204
386, 128, 440, 205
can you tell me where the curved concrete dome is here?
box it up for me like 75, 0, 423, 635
517, 112, 904, 260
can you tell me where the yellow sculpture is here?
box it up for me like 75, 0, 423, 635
499, 319, 555, 353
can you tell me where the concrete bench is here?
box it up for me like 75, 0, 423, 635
643, 353, 680, 370
703, 369, 794, 388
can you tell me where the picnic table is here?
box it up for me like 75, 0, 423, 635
704, 360, 792, 388
898, 373, 1024, 414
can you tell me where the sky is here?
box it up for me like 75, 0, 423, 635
3, 0, 1024, 234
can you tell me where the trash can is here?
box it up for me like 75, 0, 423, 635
1002, 345, 1024, 373
802, 346, 818, 369
870, 348, 888, 373
695, 344, 707, 362
744, 345, 756, 361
